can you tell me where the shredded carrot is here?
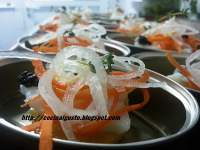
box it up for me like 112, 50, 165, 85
73, 88, 150, 137
23, 69, 151, 147
63, 36, 92, 47
147, 34, 182, 52
39, 106, 54, 150
32, 36, 92, 53
39, 23, 58, 32
32, 60, 46, 78
52, 71, 150, 109
116, 24, 144, 35
183, 35, 200, 52
166, 52, 200, 91
22, 121, 42, 132
115, 88, 150, 116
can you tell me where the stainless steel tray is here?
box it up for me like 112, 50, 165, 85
0, 58, 199, 149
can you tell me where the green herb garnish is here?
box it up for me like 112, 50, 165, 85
87, 53, 114, 74
158, 9, 189, 22
102, 53, 114, 73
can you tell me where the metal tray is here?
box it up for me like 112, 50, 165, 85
0, 58, 199, 149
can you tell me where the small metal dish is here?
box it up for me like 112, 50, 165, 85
0, 58, 199, 149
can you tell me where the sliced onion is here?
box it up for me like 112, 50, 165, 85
52, 46, 109, 115
38, 69, 97, 116
143, 17, 199, 36
52, 46, 107, 84
37, 45, 167, 139
63, 79, 85, 108
186, 50, 200, 87
108, 56, 145, 81
86, 75, 108, 115
73, 24, 106, 42
109, 78, 166, 88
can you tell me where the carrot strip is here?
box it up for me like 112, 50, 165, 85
39, 23, 58, 32
32, 35, 92, 53
115, 89, 150, 116
183, 35, 200, 52
147, 34, 182, 52
52, 79, 68, 90
22, 121, 42, 132
73, 89, 150, 137
166, 52, 200, 91
39, 106, 54, 150
63, 36, 92, 47
32, 60, 46, 78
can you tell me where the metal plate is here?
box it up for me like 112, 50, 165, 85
18, 35, 131, 56
0, 59, 199, 149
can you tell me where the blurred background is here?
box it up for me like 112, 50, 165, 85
0, 0, 200, 50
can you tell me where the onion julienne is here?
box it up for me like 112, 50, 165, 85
22, 46, 165, 150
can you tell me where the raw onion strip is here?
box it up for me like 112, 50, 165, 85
186, 50, 200, 88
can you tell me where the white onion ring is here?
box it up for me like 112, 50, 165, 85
53, 46, 109, 115
38, 69, 98, 139
38, 69, 97, 116
37, 46, 167, 140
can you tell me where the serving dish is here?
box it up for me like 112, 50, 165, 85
0, 58, 199, 149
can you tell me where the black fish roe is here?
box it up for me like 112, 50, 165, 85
182, 35, 189, 39
68, 31, 75, 37
17, 71, 39, 87
138, 36, 152, 45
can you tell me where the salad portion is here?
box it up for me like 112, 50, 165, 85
24, 23, 107, 54
135, 18, 200, 53
167, 50, 200, 92
39, 10, 91, 33
116, 18, 157, 36
19, 46, 164, 150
